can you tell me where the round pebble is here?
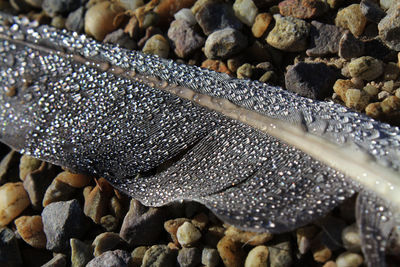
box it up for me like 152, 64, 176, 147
177, 221, 202, 247
204, 27, 248, 59
342, 223, 361, 252
244, 245, 269, 267
233, 0, 259, 26
0, 182, 30, 227
335, 252, 363, 267
142, 34, 170, 58
251, 12, 272, 38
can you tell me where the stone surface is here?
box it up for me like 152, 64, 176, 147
174, 8, 197, 25
201, 247, 220, 267
168, 19, 205, 58
92, 232, 128, 257
380, 0, 399, 10
279, 0, 328, 19
71, 238, 93, 267
131, 246, 148, 266
335, 252, 363, 267
42, 253, 67, 267
19, 154, 41, 181
296, 225, 319, 254
0, 182, 30, 227
142, 34, 170, 58
84, 178, 113, 224
341, 223, 361, 252
0, 227, 23, 267
306, 20, 343, 57
86, 250, 132, 267
335, 4, 367, 37
42, 0, 81, 17
237, 63, 253, 79
348, 56, 383, 81
141, 245, 176, 267
244, 245, 269, 267
338, 32, 365, 60
217, 236, 244, 267
312, 243, 332, 263
225, 225, 273, 246
266, 14, 310, 52
378, 4, 400, 51
233, 0, 258, 26
177, 247, 201, 267
360, 0, 386, 23
251, 12, 272, 38
201, 59, 232, 75
164, 218, 190, 245
42, 199, 89, 252
384, 62, 400, 80
285, 62, 338, 100
42, 179, 77, 207
177, 221, 202, 247
268, 236, 293, 267
204, 27, 248, 59
103, 29, 137, 50
0, 150, 20, 185
65, 6, 85, 32
15, 215, 47, 249
345, 89, 370, 110
153, 0, 197, 25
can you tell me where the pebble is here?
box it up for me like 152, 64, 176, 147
296, 225, 319, 254
396, 88, 400, 98
204, 27, 248, 59
244, 245, 269, 267
237, 63, 253, 79
177, 247, 201, 267
365, 102, 382, 118
201, 59, 232, 75
86, 249, 132, 267
251, 12, 272, 38
195, 1, 242, 35
15, 215, 47, 249
348, 56, 383, 81
268, 236, 293, 267
42, 253, 67, 267
383, 62, 400, 80
65, 6, 85, 32
378, 90, 391, 100
70, 238, 93, 267
42, 178, 77, 207
333, 79, 361, 102
338, 32, 365, 60
363, 83, 380, 97
137, 26, 163, 48
131, 246, 148, 266
92, 232, 128, 257
177, 221, 202, 247
382, 80, 395, 93
141, 245, 177, 267
360, 0, 386, 23
168, 19, 205, 58
233, 0, 258, 26
381, 95, 400, 113
118, 0, 144, 11
174, 8, 197, 25
201, 247, 220, 267
51, 15, 66, 29
153, 0, 197, 26
312, 243, 332, 263
341, 223, 361, 252
306, 21, 343, 57
42, 0, 81, 17
380, 0, 398, 10
84, 178, 113, 224
120, 200, 164, 246
378, 4, 400, 52
335, 4, 367, 37
0, 150, 20, 185
191, 213, 208, 230
217, 236, 244, 267
266, 14, 310, 52
285, 62, 338, 100
335, 252, 363, 267
42, 199, 89, 252
164, 218, 190, 245
100, 215, 119, 232
0, 227, 23, 266
279, 0, 328, 19
323, 261, 338, 267
103, 29, 137, 50
0, 182, 30, 227
225, 225, 273, 245
142, 34, 170, 58
19, 154, 41, 181
345, 89, 370, 110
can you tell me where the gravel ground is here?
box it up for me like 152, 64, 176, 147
0, 0, 400, 266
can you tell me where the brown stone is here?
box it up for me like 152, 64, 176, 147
335, 4, 367, 37
225, 225, 273, 246
164, 218, 190, 245
0, 182, 30, 226
201, 59, 232, 75
217, 236, 245, 267
15, 215, 47, 249
84, 178, 114, 224
55, 171, 91, 188
279, 0, 328, 19
251, 13, 272, 38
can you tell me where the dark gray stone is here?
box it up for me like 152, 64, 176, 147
41, 253, 67, 267
65, 6, 85, 33
306, 21, 343, 57
285, 62, 339, 100
204, 28, 248, 59
195, 2, 242, 35
378, 4, 400, 52
0, 150, 20, 185
42, 0, 82, 17
104, 29, 137, 50
177, 247, 201, 267
142, 245, 176, 267
338, 31, 365, 60
86, 250, 132, 267
42, 199, 89, 252
0, 227, 23, 267
168, 19, 205, 58
360, 0, 386, 23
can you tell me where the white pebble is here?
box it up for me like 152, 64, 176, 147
177, 222, 201, 247
336, 252, 363, 267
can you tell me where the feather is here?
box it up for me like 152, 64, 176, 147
0, 14, 399, 265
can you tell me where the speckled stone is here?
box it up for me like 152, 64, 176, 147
360, 0, 386, 23
141, 245, 176, 267
378, 4, 400, 51
348, 56, 383, 81
217, 236, 244, 267
15, 215, 47, 249
177, 247, 201, 267
201, 247, 220, 267
177, 221, 202, 247
142, 34, 170, 58
0, 182, 30, 227
251, 12, 272, 38
268, 236, 293, 267
0, 227, 23, 267
381, 95, 400, 113
86, 250, 132, 267
345, 89, 370, 110
335, 4, 367, 37
335, 252, 363, 267
306, 20, 343, 57
266, 14, 310, 52
168, 19, 205, 58
42, 178, 77, 207
237, 63, 253, 79
92, 232, 128, 257
204, 27, 248, 59
225, 225, 273, 246
338, 31, 365, 60
380, 0, 398, 10
233, 0, 258, 26
19, 154, 41, 181
70, 238, 93, 267
279, 0, 328, 19
244, 245, 269, 267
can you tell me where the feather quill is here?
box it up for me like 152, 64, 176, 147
0, 14, 399, 266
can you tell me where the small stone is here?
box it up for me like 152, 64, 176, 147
244, 245, 269, 267
237, 63, 253, 79
259, 71, 276, 83
153, 0, 196, 25
174, 8, 197, 25
251, 12, 272, 38
103, 29, 137, 50
42, 178, 77, 207
177, 247, 201, 267
100, 215, 119, 232
71, 238, 93, 267
42, 253, 67, 267
360, 0, 386, 23
338, 32, 365, 60
191, 213, 209, 230
42, 0, 81, 17
120, 200, 165, 246
131, 246, 148, 266
380, 0, 397, 10
233, 0, 258, 26
378, 90, 391, 100
312, 243, 332, 263
335, 4, 367, 37
201, 247, 220, 267
142, 245, 176, 267
381, 96, 400, 113
65, 6, 85, 32
124, 16, 140, 40
19, 154, 41, 181
341, 223, 361, 252
0, 227, 23, 267
345, 89, 370, 110
137, 26, 163, 48
266, 14, 310, 52
217, 236, 244, 267
0, 182, 30, 227
0, 150, 20, 185
142, 34, 170, 58
333, 79, 359, 102
363, 84, 380, 97
42, 199, 89, 252
168, 19, 205, 58
225, 225, 273, 246
51, 15, 66, 29
306, 21, 343, 57
323, 261, 338, 267
15, 215, 46, 249
201, 59, 233, 75
348, 56, 383, 81
204, 27, 248, 59
382, 80, 395, 93
195, 2, 242, 35
268, 236, 293, 267
86, 250, 132, 267
177, 222, 202, 247
396, 88, 400, 98
92, 232, 128, 257
84, 178, 113, 224
164, 218, 190, 245
378, 4, 400, 51
285, 62, 339, 100
366, 102, 382, 118
384, 62, 400, 80
279, 0, 328, 19
335, 252, 363, 267
296, 225, 319, 254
